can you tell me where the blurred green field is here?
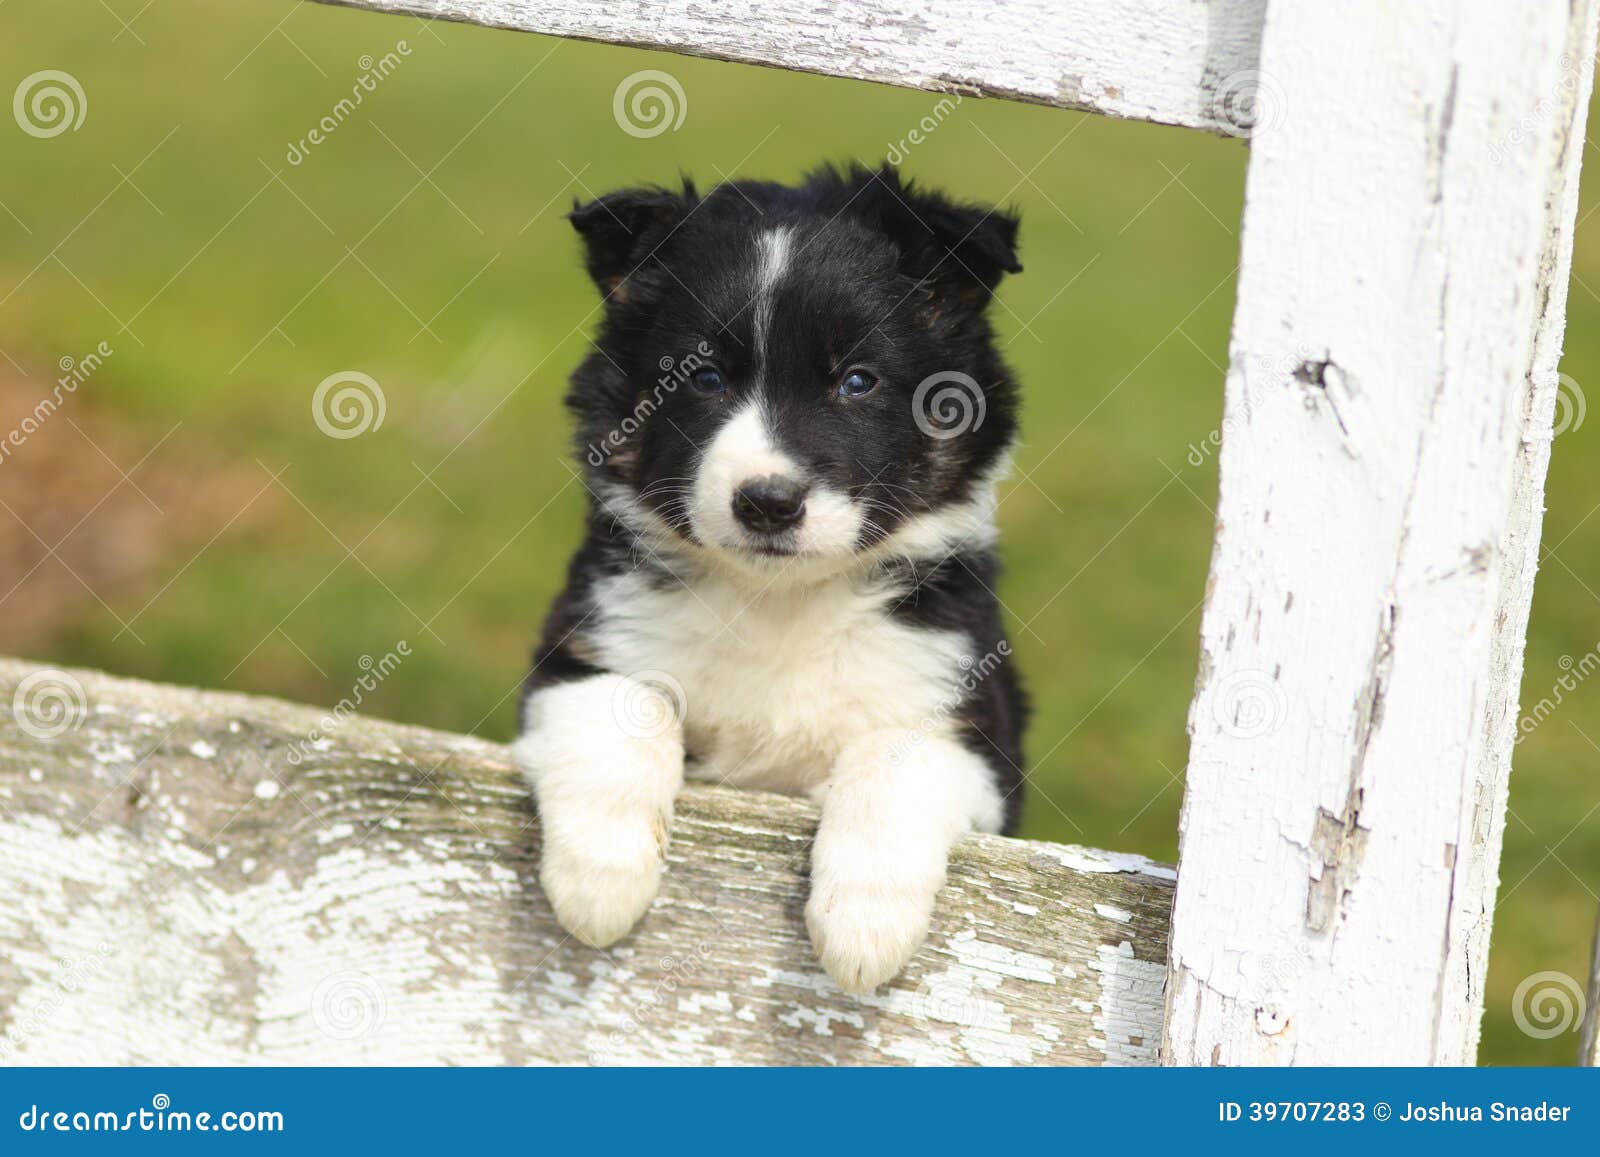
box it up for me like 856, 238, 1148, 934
1, 0, 1595, 1064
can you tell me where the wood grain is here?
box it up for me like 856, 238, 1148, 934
0, 658, 1172, 1065
1164, 0, 1600, 1065
311, 0, 1268, 132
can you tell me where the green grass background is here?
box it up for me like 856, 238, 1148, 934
1, 0, 1595, 1064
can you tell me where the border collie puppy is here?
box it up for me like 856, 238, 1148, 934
514, 165, 1027, 993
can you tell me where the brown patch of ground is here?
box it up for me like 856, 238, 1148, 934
0, 367, 277, 653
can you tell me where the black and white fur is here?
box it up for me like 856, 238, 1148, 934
514, 165, 1027, 993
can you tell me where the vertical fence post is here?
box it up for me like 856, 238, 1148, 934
1163, 1, 1599, 1064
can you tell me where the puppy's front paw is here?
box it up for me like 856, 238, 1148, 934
515, 673, 686, 951
540, 812, 669, 948
805, 874, 938, 994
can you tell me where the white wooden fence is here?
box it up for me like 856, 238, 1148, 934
4, 0, 1596, 1065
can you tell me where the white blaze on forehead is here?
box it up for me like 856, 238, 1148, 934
751, 227, 794, 369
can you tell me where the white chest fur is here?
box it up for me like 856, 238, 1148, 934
587, 566, 973, 796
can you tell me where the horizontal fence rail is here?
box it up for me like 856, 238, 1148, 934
315, 0, 1269, 132
0, 659, 1173, 1065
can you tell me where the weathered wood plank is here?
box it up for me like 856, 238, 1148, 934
0, 658, 1172, 1065
1165, 0, 1599, 1065
311, 0, 1268, 133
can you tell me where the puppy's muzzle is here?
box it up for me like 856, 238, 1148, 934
732, 474, 808, 535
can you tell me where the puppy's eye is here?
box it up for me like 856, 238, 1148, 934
689, 367, 727, 396
837, 369, 878, 398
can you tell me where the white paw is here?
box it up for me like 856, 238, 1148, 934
805, 875, 939, 994
514, 673, 686, 951
539, 812, 669, 948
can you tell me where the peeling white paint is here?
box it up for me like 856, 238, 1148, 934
312, 0, 1266, 133
1166, 0, 1599, 1065
1044, 845, 1176, 881
1092, 942, 1164, 1066
0, 658, 1175, 1065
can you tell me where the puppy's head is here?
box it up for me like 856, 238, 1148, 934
568, 164, 1021, 574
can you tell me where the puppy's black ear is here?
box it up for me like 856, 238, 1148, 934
569, 183, 696, 298
853, 165, 1021, 299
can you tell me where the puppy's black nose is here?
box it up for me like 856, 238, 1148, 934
732, 475, 808, 534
